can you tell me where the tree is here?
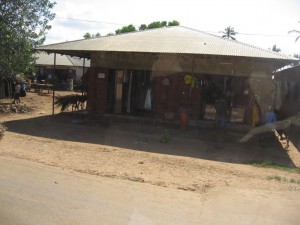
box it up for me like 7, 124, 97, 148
270, 44, 281, 52
168, 20, 180, 26
83, 32, 92, 39
139, 24, 147, 31
0, 0, 56, 80
161, 21, 168, 27
122, 20, 180, 33
83, 32, 101, 39
146, 21, 177, 30
221, 26, 238, 40
289, 21, 300, 42
115, 24, 136, 34
147, 21, 161, 29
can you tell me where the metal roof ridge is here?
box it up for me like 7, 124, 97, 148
179, 26, 297, 61
38, 26, 179, 48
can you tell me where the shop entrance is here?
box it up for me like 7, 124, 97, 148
107, 69, 152, 115
203, 75, 249, 123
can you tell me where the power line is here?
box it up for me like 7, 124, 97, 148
55, 16, 299, 38
206, 31, 298, 38
55, 16, 129, 26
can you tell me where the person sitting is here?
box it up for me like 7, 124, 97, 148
265, 105, 277, 129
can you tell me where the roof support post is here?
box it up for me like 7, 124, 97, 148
52, 53, 56, 115
82, 58, 86, 96
187, 55, 195, 122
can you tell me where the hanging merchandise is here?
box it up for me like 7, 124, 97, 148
195, 78, 200, 88
184, 75, 199, 88
144, 88, 152, 110
184, 74, 192, 85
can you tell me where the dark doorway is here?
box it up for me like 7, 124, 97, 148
107, 69, 152, 115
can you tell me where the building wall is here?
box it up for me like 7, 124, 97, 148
86, 67, 109, 113
153, 73, 202, 120
89, 52, 277, 125
91, 52, 274, 76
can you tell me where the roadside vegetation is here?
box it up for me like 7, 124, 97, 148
267, 175, 300, 184
0, 0, 55, 81
250, 160, 300, 174
0, 123, 6, 140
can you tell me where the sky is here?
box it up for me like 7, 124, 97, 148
45, 0, 300, 56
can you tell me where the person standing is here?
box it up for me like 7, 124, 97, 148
13, 82, 21, 104
215, 96, 228, 126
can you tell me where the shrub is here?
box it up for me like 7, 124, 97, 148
160, 129, 171, 143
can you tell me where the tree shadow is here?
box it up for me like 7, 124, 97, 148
3, 113, 297, 167
287, 125, 300, 154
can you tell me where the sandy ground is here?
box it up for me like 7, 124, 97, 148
2, 156, 300, 225
1, 91, 300, 194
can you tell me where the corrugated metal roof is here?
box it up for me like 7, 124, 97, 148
38, 26, 297, 61
66, 55, 90, 67
35, 52, 90, 67
274, 64, 300, 80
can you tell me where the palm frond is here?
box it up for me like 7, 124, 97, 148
288, 29, 300, 34
54, 95, 87, 112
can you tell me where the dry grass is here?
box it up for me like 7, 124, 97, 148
0, 124, 6, 140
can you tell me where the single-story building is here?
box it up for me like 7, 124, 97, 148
34, 52, 90, 85
37, 26, 298, 125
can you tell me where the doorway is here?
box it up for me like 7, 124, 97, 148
107, 69, 152, 115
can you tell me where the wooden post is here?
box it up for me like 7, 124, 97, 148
187, 55, 195, 122
82, 58, 85, 96
52, 53, 56, 116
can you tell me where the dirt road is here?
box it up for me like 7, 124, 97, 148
1, 156, 299, 225
1, 92, 300, 192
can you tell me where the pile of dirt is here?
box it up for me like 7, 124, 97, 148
0, 104, 33, 114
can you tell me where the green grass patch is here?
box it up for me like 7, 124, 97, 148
267, 175, 300, 184
250, 160, 300, 174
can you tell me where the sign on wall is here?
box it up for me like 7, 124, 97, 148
98, 73, 105, 79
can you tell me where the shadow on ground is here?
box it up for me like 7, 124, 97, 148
3, 113, 297, 167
